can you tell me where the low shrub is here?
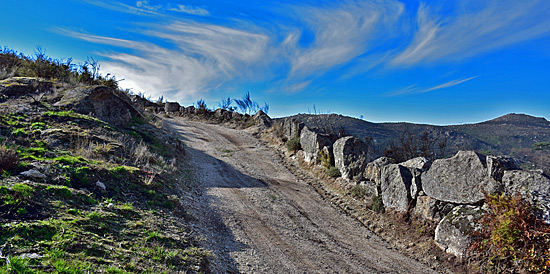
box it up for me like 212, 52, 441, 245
371, 195, 384, 213
470, 192, 550, 273
350, 184, 368, 199
285, 137, 301, 152
325, 166, 341, 178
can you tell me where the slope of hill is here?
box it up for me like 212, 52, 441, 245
0, 77, 211, 273
285, 113, 550, 170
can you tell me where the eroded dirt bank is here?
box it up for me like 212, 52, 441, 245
168, 118, 438, 273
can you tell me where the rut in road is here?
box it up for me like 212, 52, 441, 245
168, 118, 437, 274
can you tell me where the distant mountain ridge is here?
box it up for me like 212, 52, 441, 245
283, 113, 550, 170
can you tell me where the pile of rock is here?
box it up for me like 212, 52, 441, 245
276, 117, 550, 259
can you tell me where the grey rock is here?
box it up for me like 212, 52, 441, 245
380, 164, 413, 212
358, 180, 380, 197
333, 136, 370, 181
21, 169, 46, 179
400, 157, 431, 171
253, 110, 272, 128
164, 102, 180, 113
487, 155, 517, 181
423, 151, 500, 204
435, 205, 484, 259
0, 77, 53, 97
283, 118, 304, 141
54, 86, 141, 126
96, 180, 106, 191
502, 170, 550, 223
413, 196, 454, 222
19, 253, 43, 259
363, 157, 389, 184
409, 168, 422, 199
231, 111, 242, 120
185, 106, 196, 114
299, 126, 332, 164
414, 195, 439, 221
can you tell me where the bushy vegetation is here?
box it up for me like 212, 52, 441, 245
371, 195, 384, 213
234, 91, 268, 115
325, 166, 341, 178
470, 192, 550, 273
384, 131, 447, 163
286, 137, 301, 153
350, 184, 368, 199
0, 47, 118, 88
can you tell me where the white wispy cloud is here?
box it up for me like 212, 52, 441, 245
62, 22, 271, 100
388, 76, 477, 96
392, 0, 550, 66
70, 0, 549, 99
423, 76, 477, 92
286, 0, 404, 77
170, 5, 209, 16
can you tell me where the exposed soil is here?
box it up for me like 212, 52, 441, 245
167, 118, 443, 273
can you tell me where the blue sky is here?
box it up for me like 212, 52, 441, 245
1, 0, 549, 124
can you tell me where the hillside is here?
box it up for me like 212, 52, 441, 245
0, 77, 211, 273
285, 113, 550, 170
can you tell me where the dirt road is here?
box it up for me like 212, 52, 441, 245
168, 118, 437, 273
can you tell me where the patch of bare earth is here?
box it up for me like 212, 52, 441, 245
166, 118, 448, 273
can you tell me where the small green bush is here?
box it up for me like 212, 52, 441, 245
371, 195, 384, 213
325, 166, 341, 178
286, 137, 301, 152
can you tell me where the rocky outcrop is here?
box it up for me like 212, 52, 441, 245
333, 136, 370, 181
0, 77, 53, 98
503, 170, 550, 223
184, 106, 195, 115
164, 102, 180, 113
300, 126, 332, 164
434, 205, 484, 259
54, 86, 141, 126
283, 118, 304, 141
413, 195, 455, 222
253, 110, 272, 128
422, 151, 501, 204
363, 157, 389, 184
380, 164, 413, 212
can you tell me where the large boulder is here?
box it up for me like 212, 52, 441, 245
422, 151, 501, 204
299, 126, 332, 164
333, 136, 370, 181
502, 170, 550, 223
283, 118, 304, 141
164, 102, 180, 113
380, 164, 413, 212
54, 86, 141, 126
434, 205, 484, 259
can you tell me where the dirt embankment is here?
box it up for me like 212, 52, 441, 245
167, 118, 441, 273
